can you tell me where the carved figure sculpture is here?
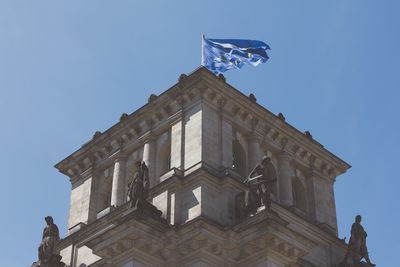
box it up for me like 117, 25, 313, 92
32, 216, 66, 267
38, 216, 60, 263
128, 161, 150, 209
244, 156, 276, 214
343, 215, 375, 266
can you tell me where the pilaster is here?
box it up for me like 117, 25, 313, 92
304, 166, 317, 223
87, 168, 100, 223
306, 168, 338, 234
170, 118, 183, 170
278, 151, 294, 207
221, 117, 233, 169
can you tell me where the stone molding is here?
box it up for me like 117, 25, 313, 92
55, 67, 350, 185
73, 208, 315, 267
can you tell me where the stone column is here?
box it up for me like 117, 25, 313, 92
248, 134, 261, 172
278, 151, 294, 207
111, 156, 127, 207
143, 138, 156, 187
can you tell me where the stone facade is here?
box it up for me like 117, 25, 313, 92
55, 67, 351, 267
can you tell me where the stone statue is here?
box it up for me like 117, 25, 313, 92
126, 161, 163, 219
32, 216, 66, 267
39, 216, 60, 262
128, 161, 150, 209
342, 215, 375, 267
243, 156, 276, 214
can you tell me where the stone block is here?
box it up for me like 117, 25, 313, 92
180, 186, 202, 223
75, 246, 101, 267
184, 103, 202, 170
68, 177, 93, 229
59, 245, 73, 267
171, 121, 182, 169
152, 190, 169, 219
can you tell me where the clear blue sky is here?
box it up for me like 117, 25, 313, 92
0, 1, 398, 266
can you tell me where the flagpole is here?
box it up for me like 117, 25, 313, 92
201, 34, 204, 66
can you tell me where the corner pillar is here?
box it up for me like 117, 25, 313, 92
87, 168, 100, 223
306, 169, 338, 234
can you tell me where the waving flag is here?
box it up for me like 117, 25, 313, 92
202, 35, 270, 74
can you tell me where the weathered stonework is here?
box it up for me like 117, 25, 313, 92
55, 67, 351, 267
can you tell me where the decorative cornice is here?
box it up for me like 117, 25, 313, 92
55, 66, 351, 182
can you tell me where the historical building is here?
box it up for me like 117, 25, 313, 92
55, 67, 352, 267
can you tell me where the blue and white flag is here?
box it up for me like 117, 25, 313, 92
202, 35, 270, 74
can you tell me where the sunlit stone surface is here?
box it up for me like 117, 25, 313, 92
55, 67, 351, 267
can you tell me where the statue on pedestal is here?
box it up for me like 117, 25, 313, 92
32, 216, 66, 267
341, 215, 375, 267
128, 161, 150, 209
127, 161, 162, 219
243, 156, 276, 215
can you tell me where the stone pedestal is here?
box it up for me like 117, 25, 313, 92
31, 255, 66, 267
121, 201, 166, 225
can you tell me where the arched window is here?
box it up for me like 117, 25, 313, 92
292, 177, 307, 213
97, 176, 112, 212
232, 139, 247, 178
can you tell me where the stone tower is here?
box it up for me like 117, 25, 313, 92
56, 67, 351, 267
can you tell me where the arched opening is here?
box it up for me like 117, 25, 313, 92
292, 177, 307, 213
232, 139, 247, 178
97, 176, 112, 212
